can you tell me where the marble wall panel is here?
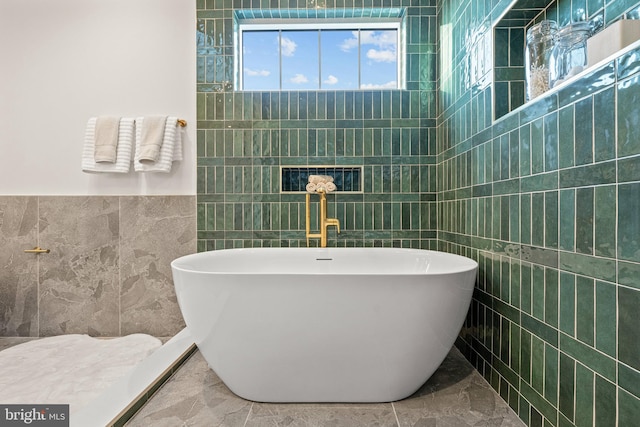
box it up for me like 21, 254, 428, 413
0, 195, 197, 338
0, 197, 38, 336
38, 196, 120, 337
119, 196, 195, 337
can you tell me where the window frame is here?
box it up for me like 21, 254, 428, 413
236, 18, 404, 91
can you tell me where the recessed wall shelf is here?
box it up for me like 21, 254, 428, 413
493, 0, 640, 122
280, 166, 363, 193
493, 0, 552, 121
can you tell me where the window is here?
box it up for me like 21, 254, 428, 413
237, 19, 403, 91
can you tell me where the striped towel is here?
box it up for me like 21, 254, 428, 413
81, 117, 134, 173
134, 116, 183, 173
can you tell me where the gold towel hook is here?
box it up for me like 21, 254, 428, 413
24, 246, 50, 254
177, 119, 187, 127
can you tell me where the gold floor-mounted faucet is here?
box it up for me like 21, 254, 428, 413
305, 190, 340, 247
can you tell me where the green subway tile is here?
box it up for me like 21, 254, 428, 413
521, 262, 532, 315
593, 186, 616, 258
521, 171, 558, 192
531, 193, 544, 247
558, 105, 574, 169
575, 187, 594, 255
559, 189, 575, 251
559, 272, 576, 336
545, 191, 558, 249
531, 118, 545, 174
501, 135, 510, 180
532, 265, 545, 321
575, 363, 594, 427
619, 388, 640, 427
544, 344, 559, 405
521, 328, 532, 383
510, 323, 521, 373
509, 130, 520, 178
618, 183, 640, 263
521, 194, 531, 245
520, 122, 531, 176
618, 154, 640, 183
576, 276, 595, 346
559, 352, 575, 421
619, 362, 640, 400
595, 375, 616, 427
619, 260, 640, 290
531, 335, 545, 394
574, 97, 593, 166
595, 281, 616, 357
619, 286, 640, 371
560, 334, 616, 381
559, 251, 616, 282
501, 196, 510, 241
545, 268, 558, 328
594, 87, 616, 162
522, 313, 558, 346
528, 408, 546, 427
618, 73, 640, 157
521, 245, 558, 268
544, 112, 558, 171
559, 160, 616, 188
520, 380, 557, 424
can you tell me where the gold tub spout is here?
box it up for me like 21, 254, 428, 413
305, 190, 340, 247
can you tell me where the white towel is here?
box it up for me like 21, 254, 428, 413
82, 117, 134, 173
137, 116, 167, 164
134, 116, 183, 173
94, 116, 120, 163
308, 174, 334, 184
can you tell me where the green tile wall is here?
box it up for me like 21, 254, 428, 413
441, 0, 640, 426
197, 0, 438, 250
198, 0, 640, 424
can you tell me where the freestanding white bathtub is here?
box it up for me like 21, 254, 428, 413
171, 247, 478, 403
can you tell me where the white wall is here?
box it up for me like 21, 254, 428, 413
0, 0, 196, 195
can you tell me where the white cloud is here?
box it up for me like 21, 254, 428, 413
280, 36, 297, 56
290, 74, 309, 84
323, 75, 339, 85
366, 48, 396, 63
339, 31, 359, 51
361, 80, 397, 89
244, 68, 271, 77
361, 30, 397, 48
340, 30, 397, 52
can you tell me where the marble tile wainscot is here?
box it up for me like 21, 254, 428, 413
0, 195, 196, 338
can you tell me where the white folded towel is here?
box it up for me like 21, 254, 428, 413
325, 181, 337, 192
93, 116, 121, 163
82, 117, 134, 173
306, 183, 317, 193
137, 116, 167, 163
308, 174, 334, 184
134, 116, 183, 173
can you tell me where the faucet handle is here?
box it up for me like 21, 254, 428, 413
326, 218, 340, 234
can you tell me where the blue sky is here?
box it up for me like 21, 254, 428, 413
242, 29, 397, 90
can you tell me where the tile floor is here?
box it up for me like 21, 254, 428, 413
126, 347, 526, 427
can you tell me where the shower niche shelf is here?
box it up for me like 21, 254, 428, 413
492, 0, 553, 121
280, 166, 363, 193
